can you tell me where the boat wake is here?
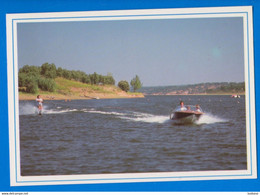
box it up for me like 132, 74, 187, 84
19, 103, 38, 115
120, 112, 169, 124
19, 104, 169, 124
19, 104, 227, 125
19, 104, 78, 115
196, 113, 228, 124
84, 110, 169, 124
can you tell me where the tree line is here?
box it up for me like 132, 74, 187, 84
18, 63, 142, 94
19, 63, 115, 93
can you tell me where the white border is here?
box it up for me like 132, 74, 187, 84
6, 6, 256, 186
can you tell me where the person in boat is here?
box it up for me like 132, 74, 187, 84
195, 104, 201, 112
178, 101, 187, 111
36, 95, 43, 114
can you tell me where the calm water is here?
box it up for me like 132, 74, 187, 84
19, 95, 247, 176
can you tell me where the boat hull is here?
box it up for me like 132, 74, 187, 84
170, 111, 203, 124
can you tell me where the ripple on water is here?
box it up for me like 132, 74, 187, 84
19, 96, 247, 175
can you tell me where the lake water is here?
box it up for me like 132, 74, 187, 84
19, 95, 247, 176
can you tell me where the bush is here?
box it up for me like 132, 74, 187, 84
118, 80, 130, 92
26, 81, 38, 94
81, 75, 90, 84
19, 65, 41, 77
56, 67, 63, 77
38, 78, 56, 92
41, 63, 57, 79
18, 72, 27, 87
62, 69, 72, 80
103, 76, 115, 85
90, 72, 100, 85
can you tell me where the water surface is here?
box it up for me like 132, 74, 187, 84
19, 95, 247, 176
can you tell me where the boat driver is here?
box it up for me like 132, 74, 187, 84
179, 101, 187, 111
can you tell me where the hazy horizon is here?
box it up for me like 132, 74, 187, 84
142, 81, 245, 88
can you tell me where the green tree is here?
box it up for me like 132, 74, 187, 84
71, 70, 82, 81
118, 80, 130, 92
103, 75, 115, 85
18, 72, 28, 87
56, 67, 63, 77
90, 72, 100, 84
81, 75, 90, 84
62, 69, 72, 80
19, 65, 41, 76
41, 63, 57, 79
38, 78, 56, 92
25, 78, 39, 94
130, 75, 142, 92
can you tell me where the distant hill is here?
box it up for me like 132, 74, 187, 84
139, 82, 245, 95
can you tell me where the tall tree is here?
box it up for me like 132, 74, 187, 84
130, 75, 142, 92
56, 67, 63, 77
41, 63, 57, 79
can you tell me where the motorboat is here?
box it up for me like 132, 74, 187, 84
170, 105, 204, 124
231, 94, 240, 98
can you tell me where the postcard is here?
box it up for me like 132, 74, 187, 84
6, 6, 256, 186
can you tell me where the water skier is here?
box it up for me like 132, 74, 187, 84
36, 95, 43, 115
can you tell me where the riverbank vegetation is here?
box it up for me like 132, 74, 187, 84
18, 63, 144, 100
118, 80, 130, 92
19, 63, 116, 93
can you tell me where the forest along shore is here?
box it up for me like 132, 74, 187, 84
19, 76, 144, 100
18, 64, 144, 101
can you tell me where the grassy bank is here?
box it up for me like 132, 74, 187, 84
19, 77, 144, 100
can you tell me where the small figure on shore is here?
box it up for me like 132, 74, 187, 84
36, 95, 43, 115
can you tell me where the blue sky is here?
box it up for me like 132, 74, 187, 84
17, 17, 244, 86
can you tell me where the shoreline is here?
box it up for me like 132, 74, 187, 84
19, 92, 245, 100
19, 93, 145, 101
144, 93, 245, 96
